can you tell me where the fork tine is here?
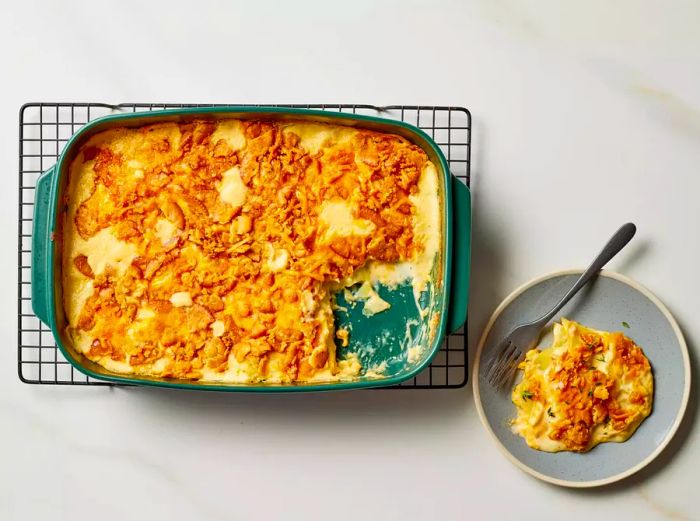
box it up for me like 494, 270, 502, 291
487, 341, 516, 385
490, 343, 521, 388
485, 345, 504, 382
494, 347, 522, 389
495, 347, 520, 383
489, 353, 514, 387
491, 344, 518, 385
496, 365, 518, 390
485, 341, 510, 382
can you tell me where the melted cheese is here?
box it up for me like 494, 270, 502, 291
409, 163, 440, 296
155, 218, 178, 246
364, 361, 388, 378
319, 200, 375, 240
265, 244, 289, 272
343, 282, 391, 317
512, 319, 654, 452
211, 320, 225, 337
210, 120, 247, 150
169, 292, 192, 307
219, 166, 248, 207
283, 123, 356, 155
82, 228, 138, 277
136, 308, 155, 320
306, 353, 363, 383
64, 279, 94, 326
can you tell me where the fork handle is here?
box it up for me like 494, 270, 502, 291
530, 223, 637, 327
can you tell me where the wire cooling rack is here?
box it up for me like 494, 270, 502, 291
18, 103, 471, 389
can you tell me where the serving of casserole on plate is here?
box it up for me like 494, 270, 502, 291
511, 319, 654, 453
473, 270, 690, 487
31, 107, 471, 391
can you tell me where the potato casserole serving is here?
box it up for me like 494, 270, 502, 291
61, 119, 441, 383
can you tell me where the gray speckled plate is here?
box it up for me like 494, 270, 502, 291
473, 270, 690, 488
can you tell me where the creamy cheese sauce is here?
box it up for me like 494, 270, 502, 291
210, 120, 247, 151
343, 282, 391, 317
82, 228, 138, 277
63, 157, 137, 326
219, 166, 248, 208
282, 123, 355, 155
155, 218, 178, 245
318, 200, 375, 240
408, 162, 440, 299
265, 244, 289, 272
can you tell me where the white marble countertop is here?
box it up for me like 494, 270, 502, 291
1, 1, 697, 519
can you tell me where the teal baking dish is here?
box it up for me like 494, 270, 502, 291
31, 107, 471, 392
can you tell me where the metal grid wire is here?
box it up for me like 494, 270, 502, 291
18, 103, 471, 389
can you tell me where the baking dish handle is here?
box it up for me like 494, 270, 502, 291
447, 176, 471, 333
31, 166, 56, 327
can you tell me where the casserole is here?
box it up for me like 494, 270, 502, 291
31, 107, 471, 391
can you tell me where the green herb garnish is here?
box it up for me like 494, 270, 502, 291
521, 390, 534, 401
622, 321, 630, 329
547, 408, 555, 418
588, 390, 593, 397
595, 355, 606, 363
583, 336, 599, 350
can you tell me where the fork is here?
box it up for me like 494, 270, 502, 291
486, 222, 637, 390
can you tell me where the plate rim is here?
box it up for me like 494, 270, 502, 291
472, 269, 691, 488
